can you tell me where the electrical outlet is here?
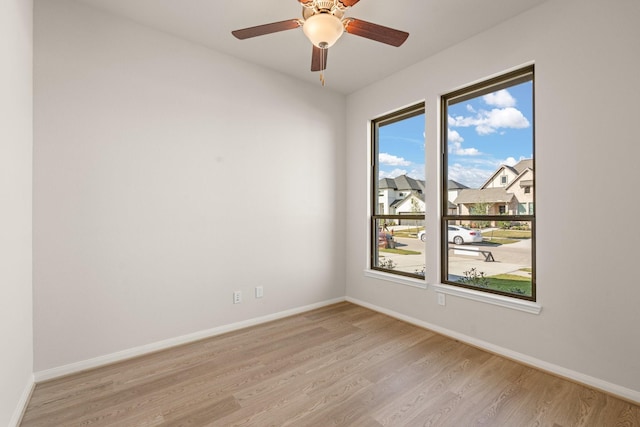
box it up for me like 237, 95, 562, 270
255, 286, 264, 298
233, 290, 242, 304
437, 292, 446, 306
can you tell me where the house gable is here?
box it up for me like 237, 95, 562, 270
481, 159, 533, 190
392, 192, 425, 214
505, 167, 534, 192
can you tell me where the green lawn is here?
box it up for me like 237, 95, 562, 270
379, 248, 422, 255
483, 229, 531, 239
391, 228, 423, 238
485, 273, 532, 296
482, 229, 531, 245
483, 237, 519, 244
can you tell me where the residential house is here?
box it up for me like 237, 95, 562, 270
454, 159, 534, 216
379, 177, 469, 217
378, 175, 425, 215
447, 179, 469, 215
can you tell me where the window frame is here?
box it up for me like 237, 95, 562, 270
370, 103, 426, 280
440, 65, 536, 301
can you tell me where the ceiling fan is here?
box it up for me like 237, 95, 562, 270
231, 0, 409, 85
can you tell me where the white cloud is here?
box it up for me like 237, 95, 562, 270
379, 168, 408, 179
486, 108, 529, 130
449, 141, 480, 156
448, 129, 480, 156
449, 107, 530, 136
502, 157, 518, 167
449, 114, 480, 128
448, 115, 466, 127
448, 163, 493, 188
500, 156, 530, 167
483, 89, 516, 108
408, 167, 425, 181
448, 129, 464, 144
379, 152, 410, 166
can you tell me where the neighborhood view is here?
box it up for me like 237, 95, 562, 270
377, 157, 534, 296
374, 72, 534, 298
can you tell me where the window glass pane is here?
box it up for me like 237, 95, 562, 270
446, 80, 534, 216
376, 112, 425, 215
372, 104, 426, 280
443, 67, 535, 300
374, 218, 426, 277
446, 219, 533, 297
518, 203, 527, 214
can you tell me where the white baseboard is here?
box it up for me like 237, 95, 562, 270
32, 296, 639, 404
346, 296, 640, 405
9, 375, 35, 427
34, 297, 346, 383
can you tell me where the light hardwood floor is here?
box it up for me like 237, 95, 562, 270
21, 302, 640, 426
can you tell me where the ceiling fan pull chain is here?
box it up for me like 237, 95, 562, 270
319, 41, 328, 86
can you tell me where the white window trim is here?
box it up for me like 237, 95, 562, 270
364, 269, 427, 289
431, 282, 542, 314
440, 65, 536, 307
363, 270, 541, 314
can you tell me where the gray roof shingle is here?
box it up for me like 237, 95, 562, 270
513, 159, 534, 174
448, 179, 469, 190
379, 175, 424, 192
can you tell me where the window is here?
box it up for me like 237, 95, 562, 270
371, 103, 425, 279
442, 66, 535, 300
518, 203, 527, 215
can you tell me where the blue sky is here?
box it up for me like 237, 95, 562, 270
378, 113, 426, 181
378, 81, 533, 188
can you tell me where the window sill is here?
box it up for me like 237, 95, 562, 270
364, 269, 427, 289
362, 271, 541, 314
431, 283, 542, 314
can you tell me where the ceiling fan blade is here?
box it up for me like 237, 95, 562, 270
339, 0, 361, 7
344, 18, 409, 47
311, 45, 328, 72
232, 19, 301, 40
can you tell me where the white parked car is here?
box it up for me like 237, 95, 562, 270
418, 225, 483, 245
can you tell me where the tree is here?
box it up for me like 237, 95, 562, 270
410, 196, 423, 234
470, 202, 491, 228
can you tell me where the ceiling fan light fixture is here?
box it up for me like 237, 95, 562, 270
302, 13, 344, 48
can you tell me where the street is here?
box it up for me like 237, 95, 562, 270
380, 235, 532, 279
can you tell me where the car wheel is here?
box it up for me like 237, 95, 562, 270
420, 234, 426, 242
453, 236, 463, 245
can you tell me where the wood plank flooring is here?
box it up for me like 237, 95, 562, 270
21, 302, 640, 426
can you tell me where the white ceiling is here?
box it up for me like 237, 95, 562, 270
74, 0, 548, 94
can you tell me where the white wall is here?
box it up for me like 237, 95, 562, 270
28, 0, 640, 403
346, 0, 640, 397
33, 0, 346, 372
0, 0, 34, 424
